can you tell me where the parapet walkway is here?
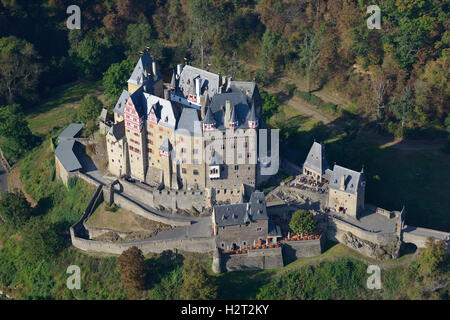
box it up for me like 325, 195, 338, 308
403, 225, 450, 249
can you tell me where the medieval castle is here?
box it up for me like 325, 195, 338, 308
53, 52, 449, 272
106, 52, 268, 204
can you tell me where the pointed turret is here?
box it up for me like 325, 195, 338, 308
170, 70, 177, 90
247, 103, 258, 129
202, 104, 216, 132
228, 104, 238, 130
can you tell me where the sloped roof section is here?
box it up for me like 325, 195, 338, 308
209, 92, 251, 129
303, 142, 329, 175
329, 164, 364, 195
177, 108, 202, 136
213, 191, 268, 227
143, 92, 177, 129
114, 90, 130, 116
55, 140, 83, 172
203, 105, 216, 125
229, 81, 256, 97
108, 121, 125, 141
58, 123, 83, 141
159, 138, 172, 152
128, 52, 162, 86
178, 65, 221, 98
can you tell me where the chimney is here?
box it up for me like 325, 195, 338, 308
152, 61, 157, 80
200, 96, 206, 119
177, 64, 183, 77
340, 175, 345, 191
225, 100, 231, 127
226, 77, 232, 92
195, 77, 201, 104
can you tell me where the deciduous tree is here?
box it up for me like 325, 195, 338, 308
118, 246, 147, 293
181, 258, 217, 300
0, 36, 42, 104
77, 94, 103, 123
289, 210, 316, 234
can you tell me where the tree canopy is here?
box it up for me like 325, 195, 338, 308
181, 258, 217, 300
289, 210, 316, 234
118, 246, 147, 293
0, 36, 42, 105
0, 190, 32, 232
102, 59, 135, 103
77, 95, 103, 123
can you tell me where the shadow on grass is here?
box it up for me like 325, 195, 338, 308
214, 269, 273, 300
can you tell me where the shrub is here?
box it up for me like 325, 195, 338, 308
289, 210, 316, 234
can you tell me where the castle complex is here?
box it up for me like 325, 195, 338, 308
57, 52, 449, 272
107, 52, 267, 204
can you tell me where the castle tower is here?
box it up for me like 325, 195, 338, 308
124, 89, 147, 181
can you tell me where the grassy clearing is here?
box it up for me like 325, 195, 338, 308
324, 131, 450, 231
268, 99, 450, 232
18, 140, 95, 229
26, 80, 103, 137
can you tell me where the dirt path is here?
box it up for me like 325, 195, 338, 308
379, 137, 445, 152
242, 61, 339, 124
266, 81, 336, 124
8, 166, 37, 207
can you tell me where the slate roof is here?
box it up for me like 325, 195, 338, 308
208, 92, 252, 129
55, 140, 83, 172
177, 108, 202, 136
303, 142, 329, 175
178, 65, 221, 98
268, 220, 282, 237
213, 191, 268, 227
108, 121, 125, 141
113, 90, 130, 116
208, 150, 223, 165
229, 81, 256, 97
328, 164, 364, 195
128, 52, 162, 86
203, 104, 216, 125
129, 86, 146, 118
58, 123, 83, 141
159, 138, 172, 152
143, 92, 177, 129
247, 103, 257, 121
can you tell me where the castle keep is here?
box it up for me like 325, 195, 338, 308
107, 52, 267, 204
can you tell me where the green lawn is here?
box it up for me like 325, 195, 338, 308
323, 131, 450, 231
26, 80, 103, 137
269, 102, 450, 232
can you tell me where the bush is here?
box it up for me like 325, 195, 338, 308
77, 94, 103, 123
289, 210, 316, 234
256, 259, 368, 299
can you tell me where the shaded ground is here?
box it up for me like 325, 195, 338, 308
0, 164, 7, 196
26, 80, 104, 137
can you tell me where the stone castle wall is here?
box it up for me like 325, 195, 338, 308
324, 216, 401, 259
281, 236, 324, 263
217, 247, 284, 272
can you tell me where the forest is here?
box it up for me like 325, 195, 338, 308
0, 0, 448, 141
